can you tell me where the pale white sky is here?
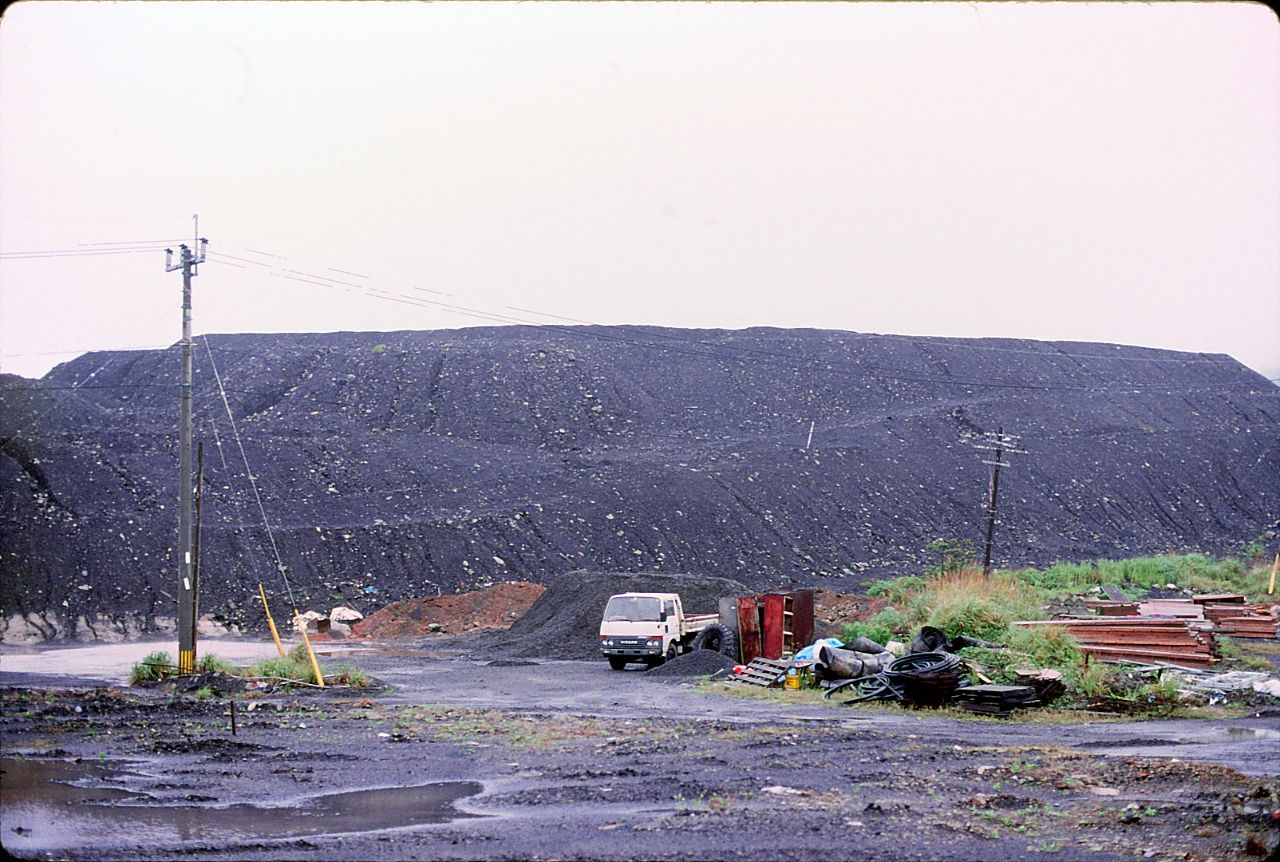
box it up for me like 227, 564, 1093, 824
2, 1, 1277, 380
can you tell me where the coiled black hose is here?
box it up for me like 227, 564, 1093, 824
823, 651, 964, 705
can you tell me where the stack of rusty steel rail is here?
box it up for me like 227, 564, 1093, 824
1013, 617, 1220, 668
1017, 592, 1279, 667
1139, 594, 1279, 640
1192, 594, 1280, 640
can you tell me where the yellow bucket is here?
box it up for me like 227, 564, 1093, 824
784, 668, 800, 690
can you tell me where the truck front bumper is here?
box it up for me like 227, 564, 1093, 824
600, 637, 662, 657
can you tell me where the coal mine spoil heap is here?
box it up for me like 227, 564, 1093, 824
2, 326, 1277, 638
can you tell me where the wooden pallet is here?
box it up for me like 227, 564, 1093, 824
726, 658, 792, 687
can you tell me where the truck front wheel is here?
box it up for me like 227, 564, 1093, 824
607, 656, 629, 671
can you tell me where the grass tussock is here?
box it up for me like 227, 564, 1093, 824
129, 650, 176, 684
194, 653, 239, 675
248, 656, 320, 684
844, 566, 1048, 646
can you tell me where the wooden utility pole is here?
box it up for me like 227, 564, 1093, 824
966, 428, 1025, 576
192, 441, 205, 659
981, 428, 1005, 576
166, 219, 208, 674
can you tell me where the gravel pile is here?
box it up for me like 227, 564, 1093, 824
643, 649, 738, 680
471, 570, 747, 660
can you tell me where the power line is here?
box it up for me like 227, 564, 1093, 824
9, 233, 1276, 396
203, 336, 299, 611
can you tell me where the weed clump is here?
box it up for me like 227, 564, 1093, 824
194, 653, 239, 674
129, 651, 176, 684
248, 656, 318, 684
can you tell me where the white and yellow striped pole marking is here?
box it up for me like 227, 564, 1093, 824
294, 612, 326, 687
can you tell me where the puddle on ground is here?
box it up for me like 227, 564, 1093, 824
1, 758, 481, 853
1224, 726, 1280, 741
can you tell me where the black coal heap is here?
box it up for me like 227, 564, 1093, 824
2, 325, 1276, 638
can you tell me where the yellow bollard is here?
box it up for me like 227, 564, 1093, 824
1269, 554, 1278, 596
258, 583, 286, 657
294, 612, 326, 687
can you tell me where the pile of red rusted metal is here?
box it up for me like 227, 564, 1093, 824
1018, 592, 1278, 669
1192, 595, 1280, 640
1138, 594, 1280, 640
1014, 617, 1220, 668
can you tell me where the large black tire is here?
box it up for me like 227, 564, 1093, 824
607, 656, 629, 671
691, 623, 738, 660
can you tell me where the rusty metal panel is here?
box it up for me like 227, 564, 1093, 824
737, 596, 761, 664
762, 593, 785, 659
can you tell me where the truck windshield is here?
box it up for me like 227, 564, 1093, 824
603, 596, 662, 622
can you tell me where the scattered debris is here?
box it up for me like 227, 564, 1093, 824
1014, 669, 1066, 705
812, 643, 893, 682
823, 651, 965, 707
909, 625, 1004, 654
954, 684, 1041, 717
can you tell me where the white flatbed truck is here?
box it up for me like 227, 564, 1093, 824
598, 592, 732, 670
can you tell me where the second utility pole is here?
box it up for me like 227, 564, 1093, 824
166, 224, 208, 674
980, 428, 1005, 576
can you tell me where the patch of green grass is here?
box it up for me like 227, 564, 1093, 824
959, 626, 1082, 683
193, 686, 214, 700
1007, 554, 1268, 599
129, 651, 175, 684
866, 576, 924, 604
248, 656, 319, 684
840, 607, 907, 645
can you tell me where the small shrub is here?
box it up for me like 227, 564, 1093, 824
193, 686, 214, 701
288, 642, 314, 664
925, 538, 976, 575
130, 651, 175, 684
195, 653, 238, 675
331, 663, 371, 688
371, 343, 387, 355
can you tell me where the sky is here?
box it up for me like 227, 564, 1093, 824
1, 1, 1277, 381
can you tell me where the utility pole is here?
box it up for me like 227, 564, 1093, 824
965, 428, 1025, 575
166, 219, 208, 674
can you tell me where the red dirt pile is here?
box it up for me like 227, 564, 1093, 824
352, 581, 546, 639
812, 589, 888, 639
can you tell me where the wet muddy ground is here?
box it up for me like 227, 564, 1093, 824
2, 641, 1279, 861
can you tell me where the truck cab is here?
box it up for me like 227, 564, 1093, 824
598, 592, 716, 670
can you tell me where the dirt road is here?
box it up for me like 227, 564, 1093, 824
2, 641, 1278, 861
